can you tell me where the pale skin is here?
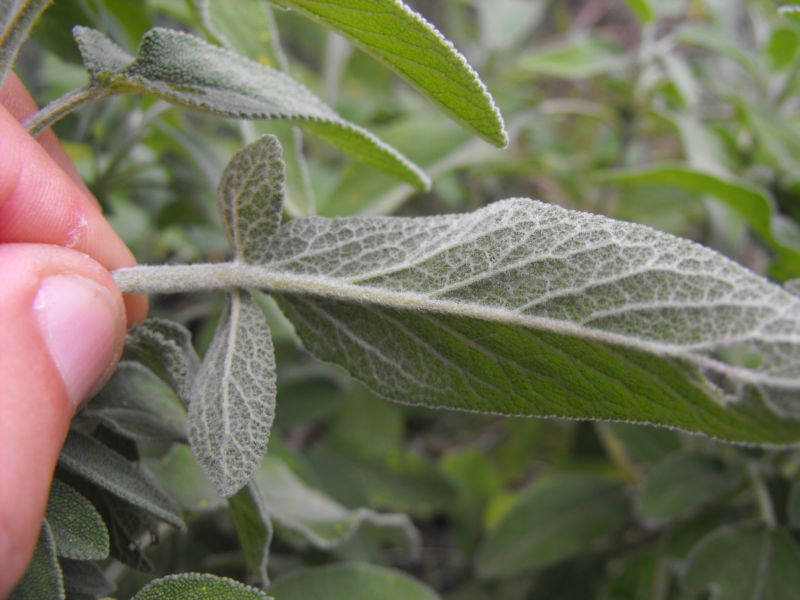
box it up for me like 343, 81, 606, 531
0, 73, 147, 596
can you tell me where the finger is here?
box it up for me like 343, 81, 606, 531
0, 72, 91, 196
0, 104, 147, 324
0, 244, 126, 598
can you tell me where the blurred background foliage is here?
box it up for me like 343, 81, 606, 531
14, 0, 800, 598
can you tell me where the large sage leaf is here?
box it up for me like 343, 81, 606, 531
273, 0, 507, 148
189, 290, 276, 497
116, 198, 800, 444
683, 524, 800, 600
58, 431, 183, 528
72, 26, 428, 188
269, 563, 440, 600
45, 480, 109, 560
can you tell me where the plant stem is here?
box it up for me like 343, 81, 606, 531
748, 463, 776, 530
24, 84, 110, 136
0, 0, 52, 86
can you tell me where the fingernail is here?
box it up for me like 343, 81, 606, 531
34, 274, 123, 408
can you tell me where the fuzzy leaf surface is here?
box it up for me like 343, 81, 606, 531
9, 521, 64, 600
132, 573, 271, 600
45, 480, 109, 560
219, 135, 284, 263
683, 524, 800, 600
273, 0, 507, 147
245, 199, 800, 445
189, 290, 276, 497
72, 26, 428, 188
58, 431, 183, 528
126, 318, 200, 406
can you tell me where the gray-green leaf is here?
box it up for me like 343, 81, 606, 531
639, 450, 742, 522
252, 455, 418, 550
219, 135, 284, 263
45, 480, 109, 560
273, 0, 507, 148
82, 362, 186, 441
115, 198, 800, 444
9, 521, 64, 600
126, 318, 200, 406
475, 473, 629, 578
683, 524, 800, 600
72, 26, 429, 188
132, 573, 271, 600
257, 199, 800, 445
269, 563, 440, 600
189, 290, 276, 497
58, 431, 183, 528
228, 483, 272, 586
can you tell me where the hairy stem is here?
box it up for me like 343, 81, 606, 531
24, 84, 110, 136
0, 0, 51, 86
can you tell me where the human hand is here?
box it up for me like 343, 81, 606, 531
0, 73, 147, 597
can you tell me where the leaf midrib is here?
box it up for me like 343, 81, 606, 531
114, 263, 796, 391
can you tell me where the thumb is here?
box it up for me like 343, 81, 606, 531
0, 244, 125, 597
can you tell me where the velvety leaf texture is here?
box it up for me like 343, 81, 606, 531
45, 479, 110, 560
132, 573, 271, 600
219, 135, 285, 263
58, 431, 184, 528
189, 290, 277, 497
126, 318, 201, 406
9, 521, 64, 600
273, 0, 507, 147
72, 26, 429, 188
255, 199, 800, 444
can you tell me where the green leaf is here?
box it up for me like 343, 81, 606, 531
269, 563, 440, 600
0, 0, 52, 85
622, 0, 655, 23
603, 422, 681, 467
765, 26, 800, 70
60, 559, 115, 598
228, 483, 273, 586
683, 524, 800, 600
788, 479, 800, 529
72, 26, 429, 188
144, 444, 225, 512
9, 521, 64, 600
132, 573, 270, 599
639, 450, 742, 521
273, 0, 507, 148
92, 490, 157, 571
518, 37, 628, 79
252, 455, 418, 550
58, 430, 184, 528
126, 318, 200, 406
594, 164, 800, 277
475, 473, 629, 578
189, 289, 276, 497
219, 135, 284, 263
45, 479, 109, 560
779, 5, 800, 23
81, 362, 186, 441
250, 198, 800, 445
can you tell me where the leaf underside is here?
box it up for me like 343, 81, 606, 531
189, 290, 277, 497
253, 198, 800, 445
273, 0, 508, 148
72, 26, 429, 189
